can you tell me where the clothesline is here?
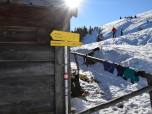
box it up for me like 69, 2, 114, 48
73, 58, 142, 87
71, 51, 152, 82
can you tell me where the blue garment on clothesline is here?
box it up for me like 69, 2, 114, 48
103, 60, 116, 74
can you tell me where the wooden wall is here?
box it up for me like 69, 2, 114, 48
0, 2, 55, 114
0, 27, 55, 114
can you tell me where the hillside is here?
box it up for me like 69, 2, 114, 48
71, 10, 152, 114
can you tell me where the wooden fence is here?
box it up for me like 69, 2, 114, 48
71, 52, 152, 114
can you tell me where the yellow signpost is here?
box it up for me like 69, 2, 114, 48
51, 40, 83, 46
50, 30, 80, 42
50, 30, 83, 46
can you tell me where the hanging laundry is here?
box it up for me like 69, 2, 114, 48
116, 64, 129, 81
123, 67, 139, 83
116, 64, 128, 77
103, 60, 116, 74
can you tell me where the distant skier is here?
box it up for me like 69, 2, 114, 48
111, 27, 117, 38
121, 26, 123, 36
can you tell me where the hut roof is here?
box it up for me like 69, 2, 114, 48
1, 0, 66, 7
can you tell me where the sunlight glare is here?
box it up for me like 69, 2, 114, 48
66, 0, 81, 8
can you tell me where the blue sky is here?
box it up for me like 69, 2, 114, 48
70, 0, 152, 31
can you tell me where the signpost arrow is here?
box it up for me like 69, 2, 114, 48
50, 30, 80, 42
50, 40, 83, 46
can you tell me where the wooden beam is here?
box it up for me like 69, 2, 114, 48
74, 54, 80, 70
0, 43, 55, 51
0, 61, 54, 78
0, 75, 55, 102
141, 72, 152, 82
71, 52, 103, 63
0, 96, 55, 114
77, 85, 152, 114
0, 41, 48, 44
0, 60, 54, 62
0, 2, 55, 22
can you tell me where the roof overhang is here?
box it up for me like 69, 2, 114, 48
0, 0, 77, 17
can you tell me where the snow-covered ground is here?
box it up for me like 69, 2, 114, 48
71, 10, 152, 114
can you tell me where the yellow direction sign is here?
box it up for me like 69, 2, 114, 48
50, 41, 83, 46
50, 30, 80, 42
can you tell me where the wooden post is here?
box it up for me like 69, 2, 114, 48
146, 71, 152, 109
74, 54, 80, 70
147, 79, 152, 108
77, 85, 152, 114
55, 9, 64, 114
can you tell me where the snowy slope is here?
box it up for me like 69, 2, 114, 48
71, 10, 152, 114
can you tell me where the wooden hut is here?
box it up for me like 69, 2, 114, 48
0, 0, 77, 113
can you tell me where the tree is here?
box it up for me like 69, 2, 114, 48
84, 26, 88, 34
97, 33, 103, 42
81, 27, 85, 37
74, 27, 77, 33
89, 26, 92, 34
99, 28, 101, 34
120, 16, 121, 19
134, 15, 137, 18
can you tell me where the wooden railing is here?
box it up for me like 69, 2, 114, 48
71, 52, 152, 114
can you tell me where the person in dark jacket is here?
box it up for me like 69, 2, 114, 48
121, 26, 123, 36
71, 74, 88, 97
112, 27, 117, 38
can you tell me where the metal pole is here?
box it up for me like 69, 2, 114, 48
64, 46, 68, 114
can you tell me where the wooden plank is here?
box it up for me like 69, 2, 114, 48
0, 51, 54, 61
0, 43, 54, 51
0, 21, 55, 29
0, 3, 55, 23
0, 41, 50, 44
0, 61, 54, 78
0, 43, 54, 61
0, 33, 39, 41
0, 26, 51, 42
0, 75, 54, 101
78, 85, 152, 114
8, 0, 65, 8
0, 97, 55, 114
0, 25, 46, 33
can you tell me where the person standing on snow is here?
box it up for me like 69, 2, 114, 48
121, 26, 123, 36
111, 27, 117, 38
